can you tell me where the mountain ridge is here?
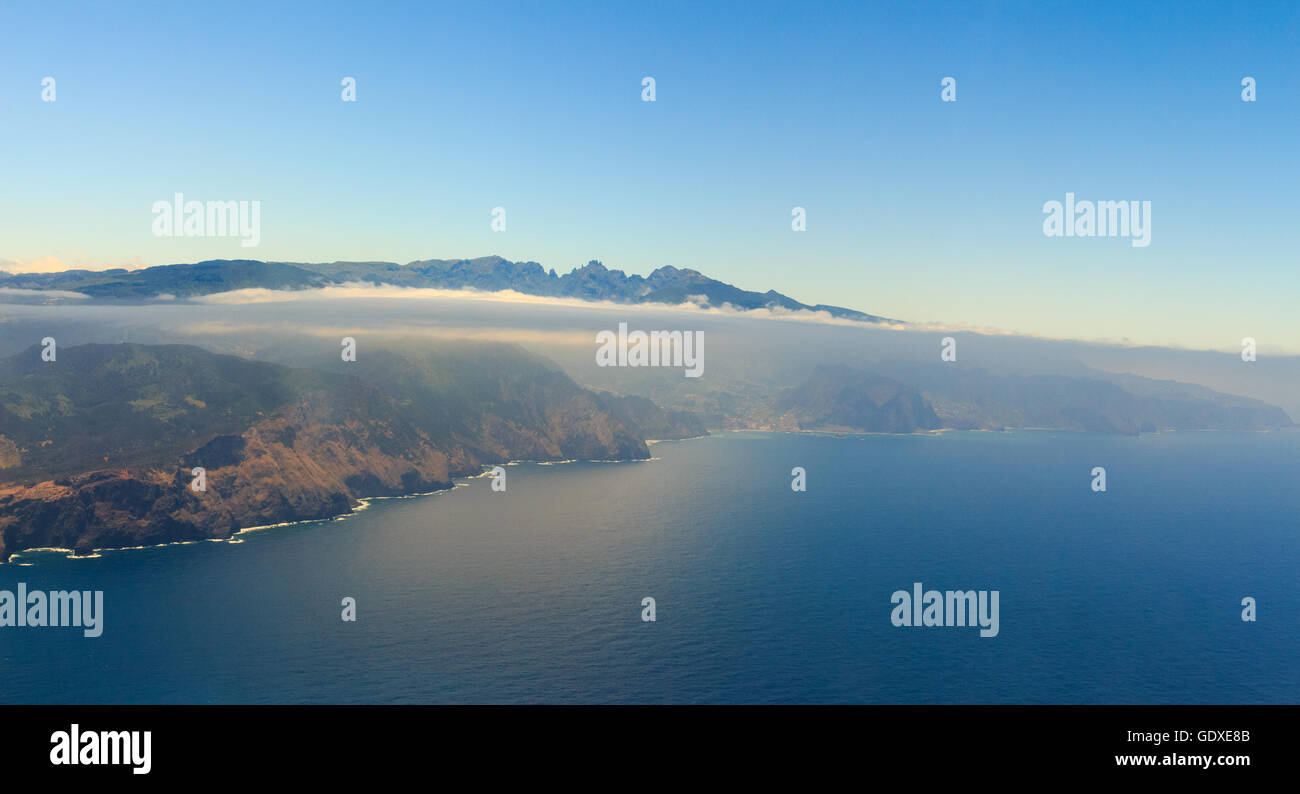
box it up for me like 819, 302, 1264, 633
0, 256, 896, 323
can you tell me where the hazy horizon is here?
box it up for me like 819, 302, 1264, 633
3, 290, 1297, 421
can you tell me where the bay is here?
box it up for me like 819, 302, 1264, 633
2, 430, 1297, 704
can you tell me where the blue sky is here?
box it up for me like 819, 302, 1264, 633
1, 0, 1297, 351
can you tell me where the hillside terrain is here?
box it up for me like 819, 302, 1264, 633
0, 342, 702, 558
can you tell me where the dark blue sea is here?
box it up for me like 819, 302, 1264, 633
2, 430, 1297, 704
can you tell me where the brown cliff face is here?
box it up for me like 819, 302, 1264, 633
0, 343, 660, 559
0, 395, 455, 557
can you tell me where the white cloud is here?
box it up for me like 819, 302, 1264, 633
0, 286, 90, 299
190, 282, 907, 329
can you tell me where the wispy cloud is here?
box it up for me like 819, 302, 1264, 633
185, 282, 1184, 349
0, 286, 90, 299
190, 282, 908, 329
179, 320, 594, 347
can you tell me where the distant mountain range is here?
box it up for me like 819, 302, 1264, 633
0, 256, 895, 322
867, 361, 1295, 434
604, 354, 1294, 436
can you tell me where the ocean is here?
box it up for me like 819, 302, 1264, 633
2, 430, 1297, 704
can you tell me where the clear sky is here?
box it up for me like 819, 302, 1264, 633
1, 0, 1297, 352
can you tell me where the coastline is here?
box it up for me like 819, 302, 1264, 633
6, 426, 1289, 565
2, 451, 672, 566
